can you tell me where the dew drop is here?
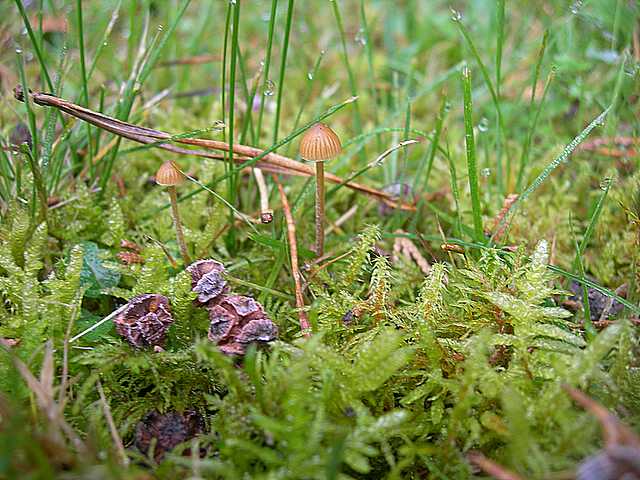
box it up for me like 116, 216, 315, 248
229, 0, 237, 4
354, 28, 367, 46
263, 79, 275, 96
477, 117, 489, 132
481, 168, 491, 177
15, 48, 23, 55
450, 8, 463, 22
212, 120, 226, 131
103, 41, 108, 46
599, 177, 613, 191
157, 24, 164, 32
570, 0, 583, 14
443, 101, 452, 113
25, 52, 34, 62
21, 27, 27, 36
307, 71, 314, 80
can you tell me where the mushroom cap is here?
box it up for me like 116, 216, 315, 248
156, 161, 185, 186
299, 123, 342, 162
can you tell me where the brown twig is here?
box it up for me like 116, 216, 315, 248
490, 194, 519, 242
467, 451, 525, 480
97, 380, 129, 466
562, 385, 640, 449
13, 88, 413, 210
274, 177, 311, 337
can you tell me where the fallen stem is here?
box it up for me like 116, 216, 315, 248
274, 176, 310, 337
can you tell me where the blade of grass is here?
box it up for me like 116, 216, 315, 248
516, 31, 551, 191
76, 0, 94, 178
461, 66, 484, 243
99, 0, 191, 197
256, 0, 278, 143
360, 0, 381, 151
454, 13, 505, 195
227, 0, 242, 215
414, 94, 447, 192
572, 176, 613, 272
14, 0, 54, 91
331, 0, 363, 154
272, 0, 295, 147
490, 106, 611, 244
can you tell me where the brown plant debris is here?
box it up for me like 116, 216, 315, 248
207, 294, 278, 356
134, 410, 205, 462
113, 294, 174, 348
186, 259, 229, 305
392, 230, 431, 275
13, 87, 413, 211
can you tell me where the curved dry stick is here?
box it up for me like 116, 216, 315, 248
14, 87, 415, 211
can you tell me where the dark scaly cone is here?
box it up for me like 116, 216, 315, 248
187, 259, 228, 305
207, 294, 278, 356
113, 294, 173, 348
134, 410, 205, 462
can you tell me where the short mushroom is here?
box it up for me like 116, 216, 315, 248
156, 160, 191, 265
299, 123, 342, 257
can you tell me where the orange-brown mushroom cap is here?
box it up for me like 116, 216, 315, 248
155, 161, 185, 186
299, 123, 342, 162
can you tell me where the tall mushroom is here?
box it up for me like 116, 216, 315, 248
156, 160, 191, 265
299, 123, 342, 257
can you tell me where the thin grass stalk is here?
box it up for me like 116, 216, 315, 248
416, 94, 447, 192
461, 66, 484, 243
227, 0, 241, 214
570, 217, 595, 341
516, 32, 550, 191
272, 0, 295, 146
76, 0, 94, 177
256, 0, 278, 143
490, 106, 611, 244
454, 17, 505, 195
360, 0, 381, 151
99, 0, 190, 197
331, 0, 363, 151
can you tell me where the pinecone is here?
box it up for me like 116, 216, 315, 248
114, 294, 173, 348
134, 409, 205, 462
186, 259, 228, 305
207, 294, 278, 356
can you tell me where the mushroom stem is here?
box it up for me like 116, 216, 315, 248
167, 186, 191, 265
315, 161, 325, 257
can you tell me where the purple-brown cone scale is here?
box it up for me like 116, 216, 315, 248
114, 294, 174, 348
207, 294, 278, 356
134, 410, 205, 462
186, 259, 228, 305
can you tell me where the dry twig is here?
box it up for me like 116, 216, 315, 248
13, 88, 412, 210
274, 177, 311, 337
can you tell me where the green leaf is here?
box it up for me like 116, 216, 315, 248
79, 241, 120, 298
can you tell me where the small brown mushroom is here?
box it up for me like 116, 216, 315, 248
299, 123, 342, 257
113, 294, 173, 348
156, 161, 191, 265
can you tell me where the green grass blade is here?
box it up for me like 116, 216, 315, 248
461, 66, 484, 243
272, 0, 295, 147
490, 106, 611, 244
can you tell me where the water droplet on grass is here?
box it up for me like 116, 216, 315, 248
15, 48, 22, 55
307, 72, 314, 80
450, 8, 463, 22
355, 28, 367, 46
478, 117, 489, 132
481, 168, 491, 177
263, 79, 275, 96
